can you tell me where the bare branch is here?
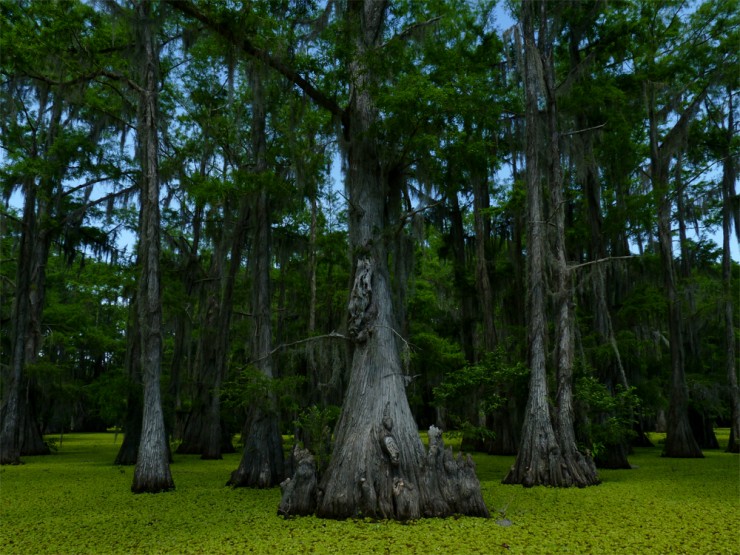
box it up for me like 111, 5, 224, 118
399, 200, 442, 228
248, 331, 349, 364
60, 184, 137, 227
380, 16, 442, 48
569, 255, 636, 271
561, 122, 607, 136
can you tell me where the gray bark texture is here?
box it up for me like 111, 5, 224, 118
647, 86, 703, 459
503, 0, 598, 487
115, 303, 142, 466
279, 0, 489, 520
229, 63, 284, 487
131, 0, 175, 493
722, 101, 739, 453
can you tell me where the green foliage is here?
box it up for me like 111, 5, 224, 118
434, 348, 528, 441
221, 365, 305, 416
0, 433, 737, 554
292, 404, 341, 475
575, 373, 641, 450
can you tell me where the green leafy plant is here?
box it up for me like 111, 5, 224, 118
221, 365, 306, 416
292, 404, 340, 475
575, 373, 641, 451
434, 348, 528, 442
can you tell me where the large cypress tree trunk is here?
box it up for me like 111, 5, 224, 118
131, 0, 175, 493
279, 0, 488, 520
228, 63, 284, 487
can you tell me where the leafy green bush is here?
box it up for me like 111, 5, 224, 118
221, 365, 305, 416
292, 404, 341, 475
434, 348, 528, 444
575, 374, 640, 456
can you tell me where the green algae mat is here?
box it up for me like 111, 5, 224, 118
1, 433, 737, 554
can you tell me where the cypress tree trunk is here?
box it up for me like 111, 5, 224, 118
1, 90, 66, 463
228, 63, 284, 487
654, 182, 701, 458
177, 200, 241, 459
471, 141, 518, 456
279, 0, 488, 520
0, 179, 35, 465
722, 90, 739, 454
548, 77, 598, 485
471, 146, 496, 353
503, 0, 562, 486
131, 0, 175, 493
116, 301, 143, 466
504, 0, 598, 487
448, 190, 476, 362
228, 188, 284, 487
648, 98, 702, 459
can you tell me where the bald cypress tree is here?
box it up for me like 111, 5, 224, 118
131, 0, 174, 493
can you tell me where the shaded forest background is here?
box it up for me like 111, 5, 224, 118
1, 0, 738, 495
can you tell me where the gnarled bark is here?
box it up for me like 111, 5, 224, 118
280, 1, 489, 519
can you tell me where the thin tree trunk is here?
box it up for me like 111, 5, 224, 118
503, 0, 562, 486
504, 0, 599, 488
448, 190, 476, 361
170, 201, 202, 441
647, 84, 702, 459
722, 90, 739, 453
0, 179, 35, 465
131, 0, 175, 493
229, 62, 284, 487
472, 161, 496, 352
546, 47, 599, 486
471, 149, 518, 456
177, 201, 240, 459
567, 24, 630, 468
115, 300, 143, 465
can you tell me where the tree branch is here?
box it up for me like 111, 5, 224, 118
380, 16, 442, 48
561, 122, 607, 136
60, 184, 137, 227
569, 255, 636, 271
247, 331, 349, 364
168, 1, 346, 123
